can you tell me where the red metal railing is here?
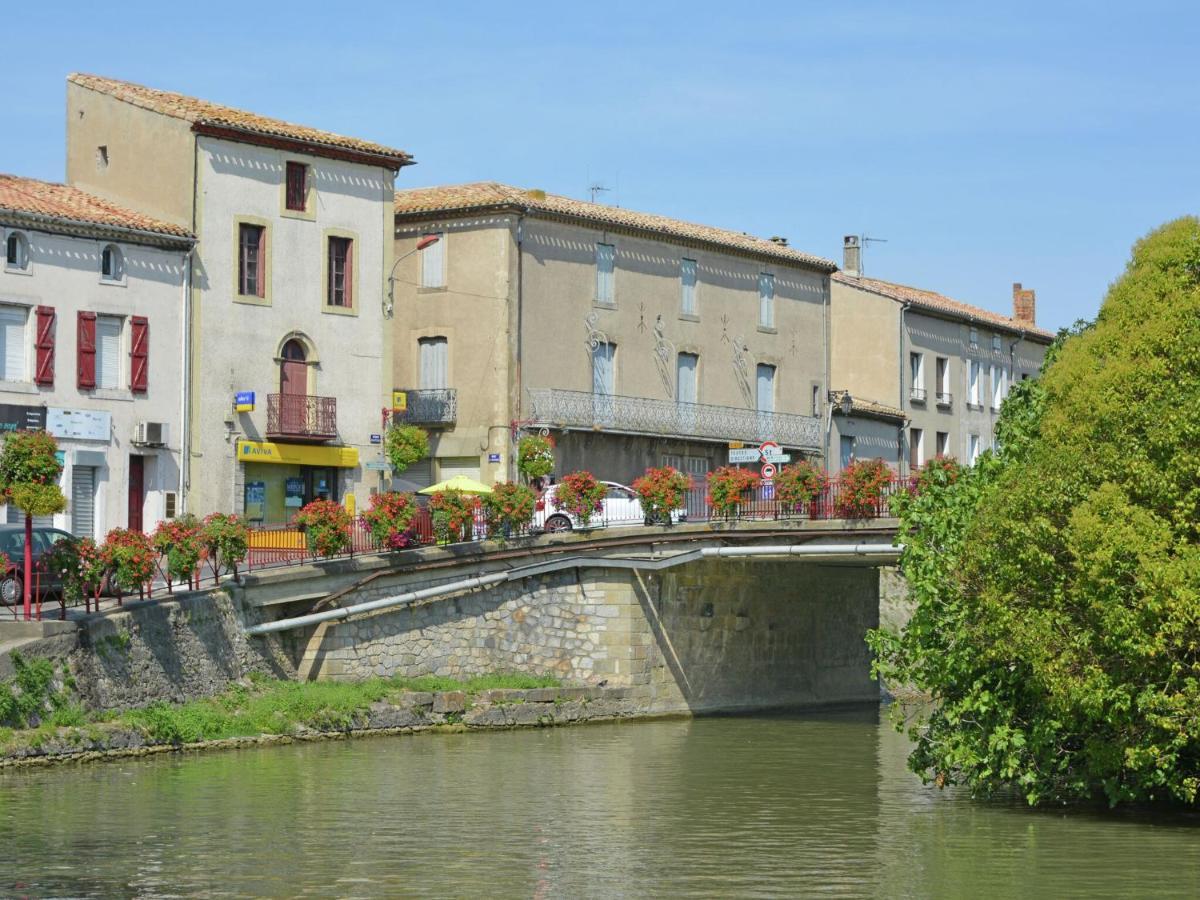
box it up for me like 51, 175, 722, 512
266, 393, 337, 440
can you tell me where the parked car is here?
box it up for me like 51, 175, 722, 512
533, 481, 687, 533
0, 525, 76, 606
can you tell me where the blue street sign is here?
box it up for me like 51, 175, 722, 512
370, 433, 382, 445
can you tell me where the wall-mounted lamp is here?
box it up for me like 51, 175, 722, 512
384, 233, 441, 318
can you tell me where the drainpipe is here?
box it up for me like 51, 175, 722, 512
823, 274, 831, 475
898, 301, 910, 475
512, 211, 526, 483
179, 247, 194, 513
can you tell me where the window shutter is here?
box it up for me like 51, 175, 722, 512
257, 229, 266, 298
130, 316, 149, 393
35, 305, 55, 386
344, 239, 353, 308
77, 311, 96, 389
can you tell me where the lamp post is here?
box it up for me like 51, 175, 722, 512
385, 233, 440, 318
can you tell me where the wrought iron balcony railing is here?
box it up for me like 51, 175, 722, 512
391, 388, 457, 427
910, 387, 927, 403
936, 391, 953, 407
267, 393, 337, 441
527, 388, 821, 450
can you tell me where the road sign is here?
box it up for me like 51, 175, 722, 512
762, 451, 791, 463
370, 433, 382, 445
728, 448, 760, 463
365, 461, 390, 471
759, 440, 781, 456
728, 441, 745, 449
761, 462, 777, 480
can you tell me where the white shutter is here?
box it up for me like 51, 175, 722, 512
96, 315, 121, 389
421, 233, 444, 288
756, 364, 775, 412
437, 456, 481, 482
595, 244, 614, 303
71, 466, 96, 539
680, 259, 697, 315
419, 337, 448, 389
0, 305, 27, 381
592, 342, 614, 395
676, 353, 697, 404
392, 457, 433, 493
969, 360, 980, 405
758, 273, 774, 327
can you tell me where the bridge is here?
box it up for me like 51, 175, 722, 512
2, 518, 905, 717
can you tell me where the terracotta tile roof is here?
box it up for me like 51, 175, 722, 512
0, 174, 193, 242
68, 73, 412, 167
394, 182, 837, 271
829, 390, 906, 423
833, 272, 1055, 342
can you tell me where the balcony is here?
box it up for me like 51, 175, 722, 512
910, 387, 927, 403
267, 393, 337, 441
936, 391, 953, 407
527, 388, 821, 450
391, 388, 457, 427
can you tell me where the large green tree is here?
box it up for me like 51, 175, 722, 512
871, 217, 1200, 806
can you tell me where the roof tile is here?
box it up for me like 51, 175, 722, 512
394, 182, 837, 271
0, 174, 192, 241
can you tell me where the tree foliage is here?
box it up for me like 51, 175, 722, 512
870, 217, 1200, 806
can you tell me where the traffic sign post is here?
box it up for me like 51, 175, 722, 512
761, 462, 777, 480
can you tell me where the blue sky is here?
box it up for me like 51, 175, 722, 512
8, 1, 1198, 332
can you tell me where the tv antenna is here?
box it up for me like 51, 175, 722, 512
589, 183, 610, 204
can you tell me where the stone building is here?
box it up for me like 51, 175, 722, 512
831, 237, 1054, 474
0, 174, 193, 538
64, 74, 413, 523
390, 182, 835, 489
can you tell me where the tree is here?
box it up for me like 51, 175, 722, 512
870, 218, 1200, 806
0, 431, 66, 619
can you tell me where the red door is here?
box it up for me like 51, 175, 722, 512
280, 340, 308, 433
128, 455, 144, 532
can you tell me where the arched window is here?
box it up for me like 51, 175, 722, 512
5, 231, 29, 272
100, 244, 124, 282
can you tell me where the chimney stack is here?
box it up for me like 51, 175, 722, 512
769, 235, 789, 247
1012, 282, 1036, 326
843, 235, 861, 277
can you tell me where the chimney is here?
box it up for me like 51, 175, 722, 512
769, 235, 789, 247
1012, 282, 1036, 326
843, 235, 861, 277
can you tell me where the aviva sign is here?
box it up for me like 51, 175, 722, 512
236, 440, 359, 468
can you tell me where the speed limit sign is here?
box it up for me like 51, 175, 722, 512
761, 462, 777, 480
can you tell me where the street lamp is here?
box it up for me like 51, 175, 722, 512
385, 233, 440, 318
839, 392, 853, 416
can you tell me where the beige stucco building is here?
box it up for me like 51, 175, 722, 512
65, 75, 412, 523
831, 237, 1054, 474
391, 183, 835, 489
0, 175, 194, 542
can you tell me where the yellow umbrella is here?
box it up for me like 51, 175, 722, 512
418, 475, 494, 495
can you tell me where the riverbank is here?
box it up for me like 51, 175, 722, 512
0, 671, 646, 768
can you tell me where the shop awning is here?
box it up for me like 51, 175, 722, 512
237, 440, 359, 468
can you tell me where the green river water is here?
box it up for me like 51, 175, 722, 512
3, 706, 1200, 898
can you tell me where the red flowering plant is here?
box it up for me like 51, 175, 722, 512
152, 514, 203, 588
835, 457, 894, 519
294, 499, 352, 557
631, 466, 691, 525
430, 490, 480, 544
200, 512, 250, 582
552, 471, 607, 528
918, 455, 962, 488
707, 466, 760, 519
482, 482, 536, 541
774, 460, 827, 515
361, 491, 420, 550
42, 537, 107, 607
101, 528, 157, 594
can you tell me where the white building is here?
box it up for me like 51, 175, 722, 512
65, 75, 413, 523
0, 174, 193, 537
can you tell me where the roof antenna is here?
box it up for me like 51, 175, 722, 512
859, 234, 887, 275
589, 183, 610, 204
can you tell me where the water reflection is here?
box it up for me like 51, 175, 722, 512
2, 708, 1199, 897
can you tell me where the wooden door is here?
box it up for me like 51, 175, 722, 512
128, 455, 144, 532
280, 340, 308, 433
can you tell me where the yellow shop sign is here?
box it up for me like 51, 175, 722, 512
236, 440, 359, 468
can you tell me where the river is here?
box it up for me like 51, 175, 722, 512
4, 707, 1200, 898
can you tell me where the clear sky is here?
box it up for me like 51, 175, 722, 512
7, 0, 1198, 332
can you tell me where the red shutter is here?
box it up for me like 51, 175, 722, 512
344, 239, 353, 308
35, 306, 55, 386
257, 228, 266, 298
77, 311, 96, 389
130, 316, 149, 393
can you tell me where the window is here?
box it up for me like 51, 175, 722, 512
840, 435, 856, 469
5, 231, 29, 271
592, 340, 615, 395
0, 305, 27, 381
969, 327, 979, 350
756, 363, 775, 412
680, 258, 697, 316
910, 427, 924, 467
968, 360, 981, 406
418, 337, 448, 390
936, 357, 951, 404
285, 162, 308, 212
95, 315, 122, 389
676, 352, 698, 404
595, 243, 615, 304
420, 232, 445, 289
968, 433, 981, 464
991, 364, 1004, 410
811, 384, 820, 417
992, 334, 1002, 353
238, 224, 265, 298
327, 236, 353, 308
100, 244, 124, 282
909, 352, 925, 401
758, 273, 775, 328
936, 431, 949, 457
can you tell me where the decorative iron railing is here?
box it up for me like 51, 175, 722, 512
267, 393, 337, 440
936, 391, 953, 406
910, 387, 927, 402
391, 389, 457, 426
526, 388, 821, 450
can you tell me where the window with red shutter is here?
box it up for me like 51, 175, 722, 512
285, 162, 308, 211
327, 237, 352, 308
238, 224, 265, 297
77, 311, 96, 389
130, 316, 149, 393
35, 306, 55, 386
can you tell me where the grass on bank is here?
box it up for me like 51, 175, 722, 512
0, 669, 561, 753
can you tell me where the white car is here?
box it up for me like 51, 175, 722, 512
533, 480, 687, 533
